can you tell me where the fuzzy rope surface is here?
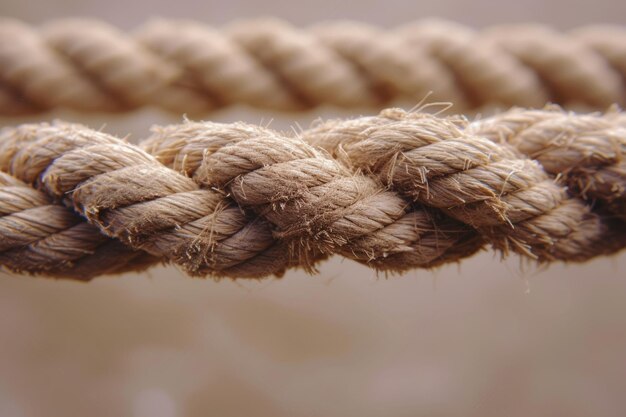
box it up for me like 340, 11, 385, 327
1, 18, 625, 115
0, 106, 624, 280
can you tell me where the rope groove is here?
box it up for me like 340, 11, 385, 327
0, 106, 624, 280
1, 18, 625, 115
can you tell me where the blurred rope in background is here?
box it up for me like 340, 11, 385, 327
0, 18, 625, 115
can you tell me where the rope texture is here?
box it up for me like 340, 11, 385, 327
0, 106, 625, 280
1, 18, 626, 115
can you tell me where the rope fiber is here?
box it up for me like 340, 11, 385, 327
0, 106, 625, 280
1, 18, 626, 115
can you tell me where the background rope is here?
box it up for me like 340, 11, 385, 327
1, 18, 625, 115
0, 106, 624, 280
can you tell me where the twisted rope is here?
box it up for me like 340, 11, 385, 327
0, 106, 624, 280
1, 18, 625, 115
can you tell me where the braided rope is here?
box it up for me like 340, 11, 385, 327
1, 18, 625, 115
0, 106, 624, 280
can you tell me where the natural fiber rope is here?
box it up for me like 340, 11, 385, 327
1, 18, 626, 115
0, 105, 624, 280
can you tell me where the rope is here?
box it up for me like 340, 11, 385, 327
0, 106, 624, 280
1, 18, 625, 115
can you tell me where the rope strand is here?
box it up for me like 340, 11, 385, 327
0, 106, 624, 280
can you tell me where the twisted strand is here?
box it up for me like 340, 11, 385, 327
1, 18, 625, 115
0, 170, 157, 279
304, 108, 626, 259
468, 107, 626, 220
0, 106, 624, 280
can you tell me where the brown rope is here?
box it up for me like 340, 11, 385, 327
1, 18, 625, 115
0, 106, 624, 280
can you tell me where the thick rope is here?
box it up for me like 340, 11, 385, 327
1, 18, 625, 115
0, 106, 624, 280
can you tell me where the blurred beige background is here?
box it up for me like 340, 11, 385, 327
1, 1, 626, 416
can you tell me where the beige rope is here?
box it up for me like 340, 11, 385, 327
0, 106, 624, 280
1, 18, 625, 115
